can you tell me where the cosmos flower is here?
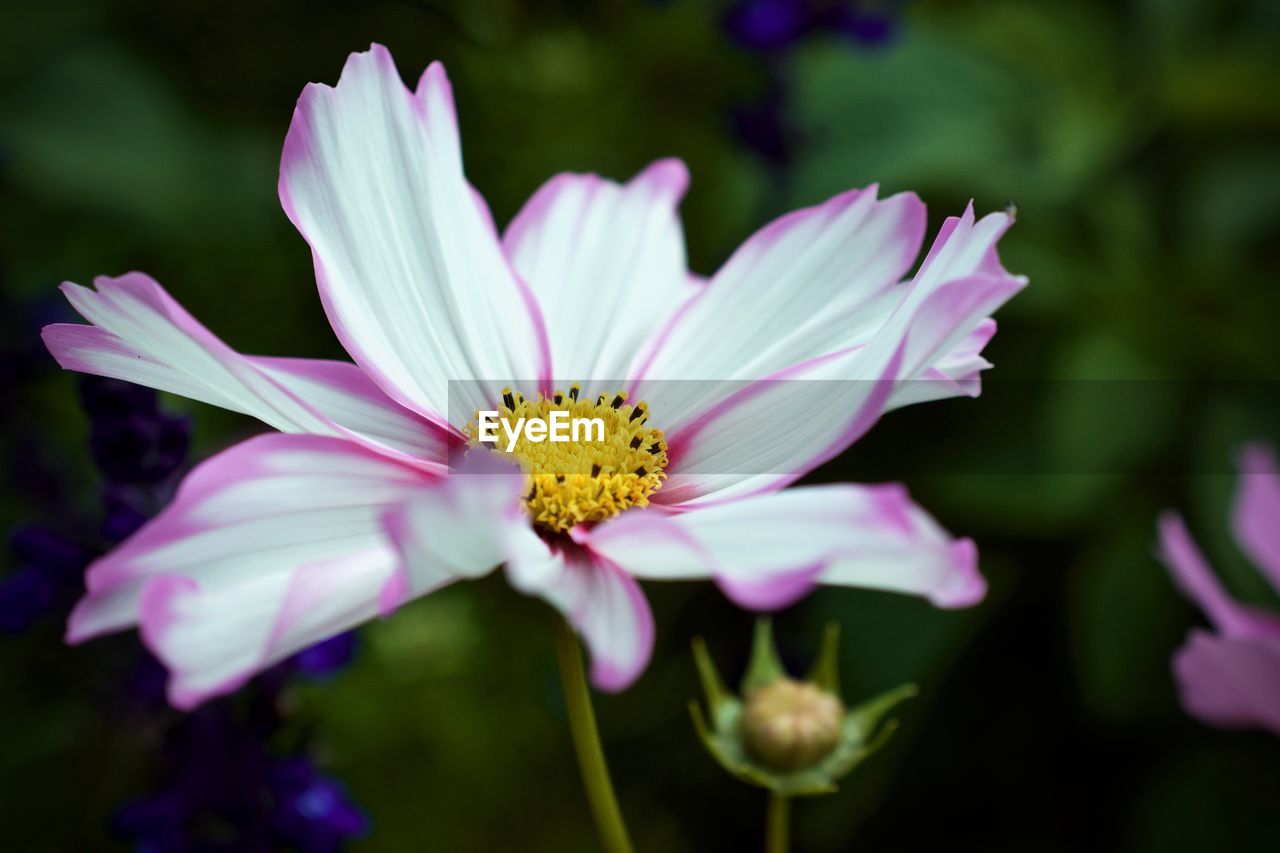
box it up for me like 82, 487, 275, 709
1157, 444, 1280, 735
43, 45, 1024, 708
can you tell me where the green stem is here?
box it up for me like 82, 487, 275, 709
555, 617, 635, 853
766, 792, 791, 853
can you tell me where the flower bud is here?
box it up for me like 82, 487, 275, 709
741, 678, 845, 771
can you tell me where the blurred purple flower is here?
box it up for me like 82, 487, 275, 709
1157, 443, 1280, 735
724, 0, 903, 53
101, 487, 154, 543
114, 709, 367, 851
81, 377, 191, 485
1, 526, 92, 633
825, 4, 897, 44
271, 758, 369, 851
0, 566, 61, 633
2, 377, 188, 634
725, 0, 814, 51
291, 631, 358, 678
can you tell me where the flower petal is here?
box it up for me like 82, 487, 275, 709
504, 529, 655, 692
139, 547, 396, 709
1231, 443, 1280, 596
64, 434, 528, 708
68, 434, 429, 642
1172, 629, 1280, 736
1156, 512, 1280, 640
43, 273, 451, 468
652, 342, 903, 506
254, 356, 455, 465
635, 185, 925, 388
379, 451, 528, 613
580, 483, 984, 611
279, 45, 549, 420
502, 159, 691, 381
633, 202, 1023, 503
851, 206, 1024, 389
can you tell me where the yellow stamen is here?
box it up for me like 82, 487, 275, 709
465, 386, 669, 533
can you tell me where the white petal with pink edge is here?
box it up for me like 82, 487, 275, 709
380, 452, 529, 611
43, 273, 451, 468
66, 434, 519, 708
580, 483, 985, 612
652, 342, 904, 507
504, 527, 655, 692
654, 254, 1017, 507
279, 45, 550, 421
633, 185, 926, 421
629, 200, 1023, 504
503, 159, 691, 382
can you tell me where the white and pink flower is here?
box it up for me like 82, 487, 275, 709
1158, 444, 1280, 735
44, 45, 1025, 708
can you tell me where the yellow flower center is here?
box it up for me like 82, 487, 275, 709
466, 386, 668, 533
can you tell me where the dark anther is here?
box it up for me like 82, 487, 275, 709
590, 463, 601, 478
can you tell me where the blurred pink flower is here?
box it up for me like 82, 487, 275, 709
1158, 444, 1280, 735
43, 45, 1023, 708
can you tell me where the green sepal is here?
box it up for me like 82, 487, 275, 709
822, 682, 918, 782
691, 636, 733, 722
740, 617, 785, 695
804, 622, 841, 696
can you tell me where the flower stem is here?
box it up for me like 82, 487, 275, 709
766, 792, 791, 853
555, 617, 635, 853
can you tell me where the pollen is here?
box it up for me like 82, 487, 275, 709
465, 386, 669, 533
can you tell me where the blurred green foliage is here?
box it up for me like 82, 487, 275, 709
2, 0, 1279, 850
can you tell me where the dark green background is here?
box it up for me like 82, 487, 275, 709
3, 0, 1280, 850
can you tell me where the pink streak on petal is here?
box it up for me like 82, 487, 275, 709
714, 562, 825, 611
376, 567, 411, 618
42, 323, 137, 372
47, 273, 447, 472
936, 538, 986, 609
630, 184, 924, 387
655, 342, 905, 507
253, 354, 462, 460
136, 575, 259, 711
